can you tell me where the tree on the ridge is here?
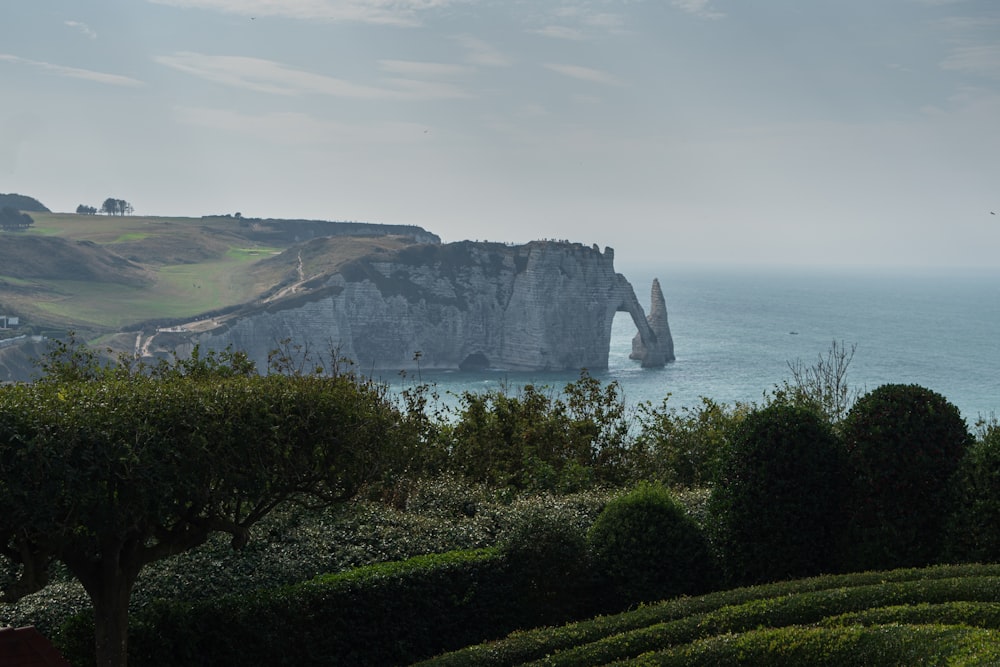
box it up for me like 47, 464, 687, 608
0, 342, 415, 667
76, 204, 98, 215
100, 198, 133, 216
0, 193, 49, 213
0, 206, 33, 229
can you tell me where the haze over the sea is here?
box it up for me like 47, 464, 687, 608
395, 264, 1000, 424
3, 1, 998, 270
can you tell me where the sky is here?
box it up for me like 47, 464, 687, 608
1, 0, 999, 269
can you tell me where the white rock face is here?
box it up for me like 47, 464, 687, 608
188, 240, 673, 372
631, 278, 676, 364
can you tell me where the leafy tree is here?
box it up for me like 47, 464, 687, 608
442, 372, 633, 491
0, 206, 33, 229
708, 404, 847, 585
945, 417, 1000, 563
842, 383, 971, 571
100, 198, 133, 216
0, 193, 49, 212
632, 396, 747, 487
0, 344, 414, 667
76, 204, 98, 215
587, 482, 714, 605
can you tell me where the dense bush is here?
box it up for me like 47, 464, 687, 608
2, 480, 612, 641
587, 482, 714, 606
842, 383, 971, 571
441, 372, 633, 491
499, 505, 598, 623
945, 418, 1000, 563
58, 544, 602, 667
709, 404, 847, 585
631, 397, 747, 487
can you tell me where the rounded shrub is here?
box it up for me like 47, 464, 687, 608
500, 506, 595, 623
842, 383, 971, 571
587, 482, 714, 606
945, 421, 1000, 563
708, 404, 847, 586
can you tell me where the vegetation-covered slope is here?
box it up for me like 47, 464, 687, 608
421, 563, 1000, 666
0, 212, 428, 336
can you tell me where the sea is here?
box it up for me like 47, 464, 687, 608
384, 264, 1000, 425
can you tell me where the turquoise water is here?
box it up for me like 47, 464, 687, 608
387, 265, 1000, 423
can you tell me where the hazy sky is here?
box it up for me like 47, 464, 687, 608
2, 1, 998, 268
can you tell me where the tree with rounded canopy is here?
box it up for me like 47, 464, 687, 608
842, 383, 971, 571
709, 404, 847, 585
0, 342, 415, 667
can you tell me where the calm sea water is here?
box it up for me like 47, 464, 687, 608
386, 264, 1000, 423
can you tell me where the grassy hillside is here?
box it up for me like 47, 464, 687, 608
0, 213, 421, 336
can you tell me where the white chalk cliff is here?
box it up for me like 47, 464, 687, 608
161, 240, 673, 372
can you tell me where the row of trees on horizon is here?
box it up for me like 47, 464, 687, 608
76, 197, 134, 216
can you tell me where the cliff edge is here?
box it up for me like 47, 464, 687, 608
139, 240, 673, 372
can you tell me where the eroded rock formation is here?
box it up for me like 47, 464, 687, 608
631, 278, 676, 365
153, 240, 673, 372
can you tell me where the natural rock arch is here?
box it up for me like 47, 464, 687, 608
628, 278, 675, 367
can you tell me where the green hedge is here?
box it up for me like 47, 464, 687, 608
709, 405, 847, 585
58, 547, 597, 667
637, 624, 1000, 666
419, 564, 1000, 667
842, 384, 971, 570
587, 482, 715, 605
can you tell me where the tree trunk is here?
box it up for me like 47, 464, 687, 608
91, 573, 134, 667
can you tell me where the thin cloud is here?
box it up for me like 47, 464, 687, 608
453, 36, 511, 67
173, 106, 429, 144
537, 8, 627, 38
377, 59, 473, 78
544, 63, 623, 86
531, 26, 586, 41
671, 0, 725, 20
156, 52, 471, 99
382, 78, 473, 99
941, 45, 1000, 79
65, 20, 97, 39
0, 54, 143, 87
147, 0, 461, 27
582, 13, 626, 30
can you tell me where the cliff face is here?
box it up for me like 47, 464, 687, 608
171, 240, 671, 372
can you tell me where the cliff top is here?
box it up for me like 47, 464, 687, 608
0, 212, 436, 336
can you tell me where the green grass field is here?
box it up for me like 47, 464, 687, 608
0, 213, 410, 336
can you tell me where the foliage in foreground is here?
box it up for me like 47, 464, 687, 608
842, 383, 972, 571
709, 404, 847, 585
5, 338, 999, 665
0, 341, 419, 667
419, 563, 1000, 667
57, 542, 602, 667
587, 482, 714, 605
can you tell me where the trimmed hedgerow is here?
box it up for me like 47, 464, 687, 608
821, 601, 1000, 629
61, 549, 497, 666
587, 482, 715, 606
58, 544, 601, 667
636, 624, 1000, 667
709, 404, 847, 585
512, 575, 1000, 667
842, 384, 972, 571
418, 563, 1000, 667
